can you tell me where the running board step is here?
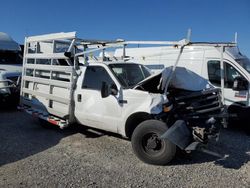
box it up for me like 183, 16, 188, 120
18, 106, 69, 129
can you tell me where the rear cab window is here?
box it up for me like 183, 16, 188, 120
82, 66, 115, 90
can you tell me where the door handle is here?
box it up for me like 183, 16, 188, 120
77, 94, 82, 102
119, 100, 127, 104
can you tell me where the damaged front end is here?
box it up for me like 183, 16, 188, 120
160, 118, 219, 152
160, 88, 225, 153
133, 67, 225, 155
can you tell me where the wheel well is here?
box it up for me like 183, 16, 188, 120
125, 112, 152, 139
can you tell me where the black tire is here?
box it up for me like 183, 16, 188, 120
131, 120, 176, 165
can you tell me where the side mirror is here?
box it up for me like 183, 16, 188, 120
101, 82, 118, 98
110, 84, 118, 95
233, 77, 248, 91
101, 82, 109, 98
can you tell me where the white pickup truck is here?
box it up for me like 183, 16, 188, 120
0, 32, 22, 105
20, 32, 225, 165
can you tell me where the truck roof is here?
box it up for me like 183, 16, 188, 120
0, 32, 21, 51
87, 61, 133, 65
114, 44, 246, 60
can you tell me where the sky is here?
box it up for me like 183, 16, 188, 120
1, 0, 250, 57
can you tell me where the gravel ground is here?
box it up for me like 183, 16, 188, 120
0, 109, 249, 188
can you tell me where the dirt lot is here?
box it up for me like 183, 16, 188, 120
0, 109, 249, 187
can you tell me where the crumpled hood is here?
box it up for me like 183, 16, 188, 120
133, 72, 162, 89
133, 67, 212, 92
160, 67, 212, 91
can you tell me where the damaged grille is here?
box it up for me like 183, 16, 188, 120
172, 88, 223, 117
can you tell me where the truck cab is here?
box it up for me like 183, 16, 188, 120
74, 62, 164, 135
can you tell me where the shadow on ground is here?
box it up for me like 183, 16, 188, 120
0, 109, 107, 167
0, 109, 249, 169
170, 126, 250, 169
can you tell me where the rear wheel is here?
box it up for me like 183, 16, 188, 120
131, 120, 176, 165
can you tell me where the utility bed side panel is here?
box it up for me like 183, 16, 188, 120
22, 82, 71, 118
20, 33, 77, 122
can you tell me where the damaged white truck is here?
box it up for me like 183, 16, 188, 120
19, 32, 225, 165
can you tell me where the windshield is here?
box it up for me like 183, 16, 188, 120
0, 51, 22, 64
109, 63, 151, 88
236, 58, 250, 74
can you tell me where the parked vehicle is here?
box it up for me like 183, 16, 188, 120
20, 32, 225, 165
114, 39, 250, 122
0, 32, 22, 105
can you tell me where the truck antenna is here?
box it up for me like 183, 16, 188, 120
234, 32, 238, 44
186, 28, 192, 43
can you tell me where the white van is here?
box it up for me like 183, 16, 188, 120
0, 32, 22, 104
114, 44, 250, 119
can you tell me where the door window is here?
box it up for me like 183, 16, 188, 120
207, 60, 221, 87
207, 60, 247, 89
82, 66, 115, 90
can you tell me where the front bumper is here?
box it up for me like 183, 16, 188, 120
160, 118, 220, 151
160, 120, 192, 149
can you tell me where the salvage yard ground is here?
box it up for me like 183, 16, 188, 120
0, 109, 249, 187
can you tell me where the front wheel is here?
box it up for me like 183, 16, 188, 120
131, 120, 176, 165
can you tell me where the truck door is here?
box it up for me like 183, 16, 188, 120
207, 60, 249, 106
74, 65, 122, 132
